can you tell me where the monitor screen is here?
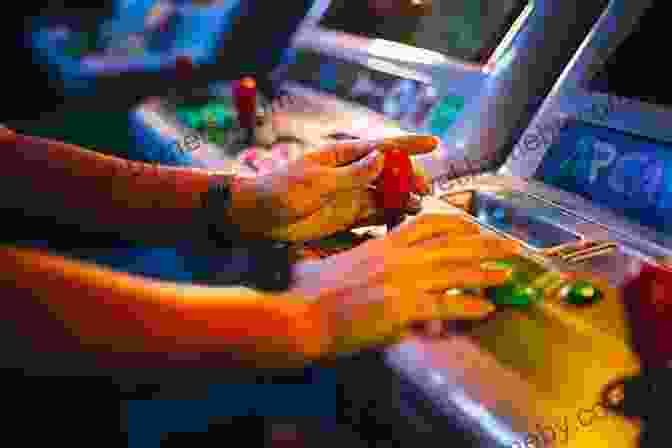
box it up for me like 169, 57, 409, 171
589, 1, 672, 107
535, 120, 672, 237
318, 0, 528, 62
282, 49, 465, 133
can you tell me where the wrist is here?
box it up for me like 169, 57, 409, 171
291, 260, 359, 359
226, 175, 260, 234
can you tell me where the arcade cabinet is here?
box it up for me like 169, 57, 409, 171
28, 0, 240, 111
132, 0, 605, 177
375, 1, 670, 446
128, 1, 613, 444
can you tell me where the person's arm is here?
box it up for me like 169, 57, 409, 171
0, 245, 330, 369
0, 128, 250, 246
0, 214, 518, 372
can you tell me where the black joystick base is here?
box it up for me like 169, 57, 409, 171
603, 368, 671, 418
602, 367, 671, 447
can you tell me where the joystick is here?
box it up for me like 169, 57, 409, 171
558, 279, 603, 305
376, 148, 414, 232
623, 260, 672, 369
233, 77, 258, 145
175, 55, 194, 82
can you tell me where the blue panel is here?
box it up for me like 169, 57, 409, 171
536, 121, 672, 234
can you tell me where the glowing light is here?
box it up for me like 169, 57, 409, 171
447, 388, 522, 446
487, 1, 534, 68
368, 39, 446, 66
430, 372, 445, 385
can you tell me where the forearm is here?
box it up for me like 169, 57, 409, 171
0, 246, 330, 369
1, 131, 216, 245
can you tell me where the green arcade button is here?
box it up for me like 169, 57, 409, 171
561, 280, 603, 305
487, 281, 542, 306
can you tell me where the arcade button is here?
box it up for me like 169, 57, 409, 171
486, 281, 542, 306
559, 279, 603, 305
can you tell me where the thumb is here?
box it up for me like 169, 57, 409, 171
334, 150, 385, 190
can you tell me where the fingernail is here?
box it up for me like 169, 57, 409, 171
461, 298, 496, 314
481, 260, 514, 271
500, 239, 522, 254
440, 296, 496, 318
373, 135, 439, 153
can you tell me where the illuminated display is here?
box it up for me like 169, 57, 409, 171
283, 50, 464, 129
318, 0, 529, 62
536, 121, 672, 235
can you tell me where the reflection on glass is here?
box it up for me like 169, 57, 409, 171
467, 191, 580, 249
318, 0, 529, 62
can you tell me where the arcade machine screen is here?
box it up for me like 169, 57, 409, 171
536, 2, 672, 236
143, 0, 532, 172
30, 0, 234, 96
532, 1, 672, 383
318, 0, 529, 63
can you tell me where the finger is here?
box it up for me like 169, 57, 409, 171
417, 264, 512, 291
406, 195, 423, 214
413, 173, 431, 195
408, 292, 496, 324
267, 190, 369, 241
437, 293, 496, 321
411, 234, 521, 263
351, 203, 419, 229
349, 189, 422, 227
373, 135, 440, 156
305, 135, 439, 167
406, 292, 442, 322
331, 150, 385, 190
412, 161, 431, 195
303, 140, 377, 167
389, 214, 482, 246
419, 319, 444, 337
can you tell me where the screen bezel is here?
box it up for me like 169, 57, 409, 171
499, 0, 672, 252
468, 190, 582, 249
310, 0, 531, 65
501, 0, 672, 179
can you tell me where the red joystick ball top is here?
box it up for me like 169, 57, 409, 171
377, 148, 413, 213
623, 260, 672, 369
175, 55, 193, 82
233, 77, 257, 129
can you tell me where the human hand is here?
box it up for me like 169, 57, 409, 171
292, 214, 520, 357
228, 136, 437, 241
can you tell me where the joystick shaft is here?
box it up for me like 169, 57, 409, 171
377, 148, 413, 232
233, 77, 258, 144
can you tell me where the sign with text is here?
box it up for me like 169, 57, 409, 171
536, 121, 672, 235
